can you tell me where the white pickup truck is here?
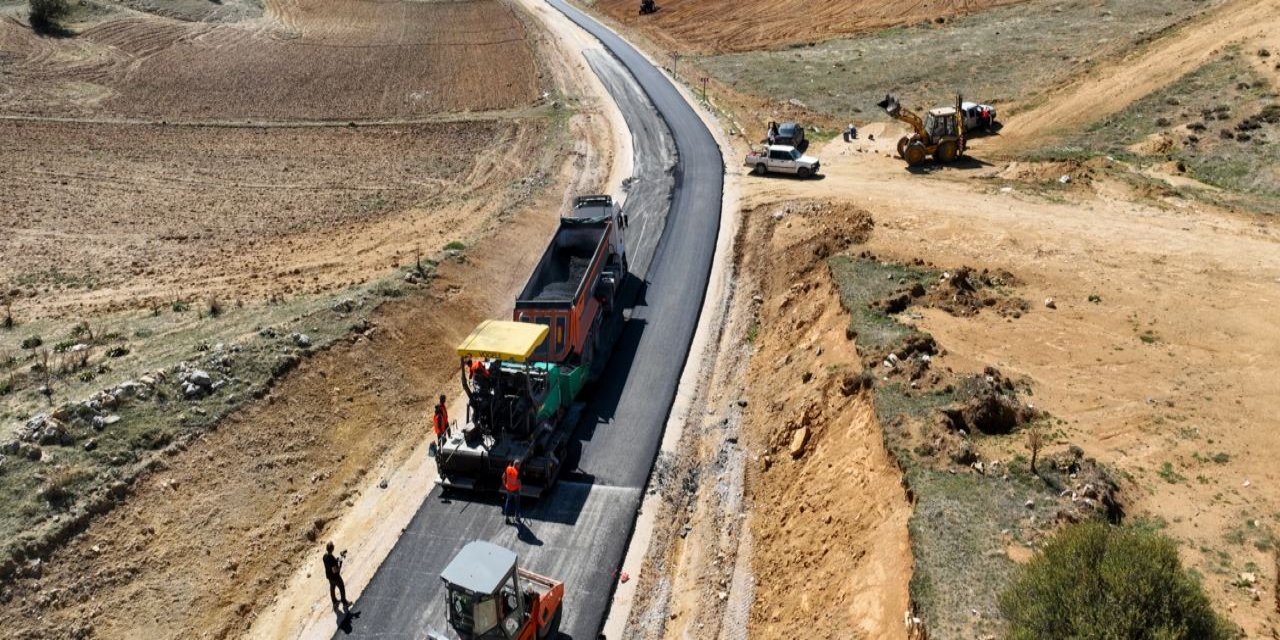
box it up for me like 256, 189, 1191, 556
744, 145, 820, 178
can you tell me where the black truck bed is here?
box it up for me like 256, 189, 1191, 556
518, 221, 607, 305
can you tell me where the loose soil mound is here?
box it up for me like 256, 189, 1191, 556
595, 0, 1023, 54
0, 0, 540, 118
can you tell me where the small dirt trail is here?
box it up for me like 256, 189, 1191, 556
992, 0, 1280, 153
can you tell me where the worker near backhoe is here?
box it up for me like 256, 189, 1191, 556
503, 461, 522, 524
843, 123, 858, 142
323, 541, 350, 611
432, 394, 448, 453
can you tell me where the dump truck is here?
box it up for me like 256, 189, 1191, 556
436, 196, 629, 497
744, 144, 821, 178
430, 541, 564, 640
513, 194, 627, 381
878, 93, 966, 167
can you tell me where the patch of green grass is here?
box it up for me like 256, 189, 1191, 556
1158, 461, 1186, 484
828, 256, 937, 356
1033, 52, 1280, 210
444, 241, 467, 252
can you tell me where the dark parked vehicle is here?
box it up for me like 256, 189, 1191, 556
773, 121, 806, 149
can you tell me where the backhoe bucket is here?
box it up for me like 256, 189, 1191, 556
877, 94, 902, 119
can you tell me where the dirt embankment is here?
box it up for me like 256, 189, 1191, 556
593, 0, 1024, 54
737, 201, 912, 638
623, 199, 914, 639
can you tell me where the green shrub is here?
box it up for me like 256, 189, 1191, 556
1001, 522, 1232, 640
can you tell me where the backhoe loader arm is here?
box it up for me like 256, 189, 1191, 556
877, 94, 925, 139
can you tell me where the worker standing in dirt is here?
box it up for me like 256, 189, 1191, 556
323, 542, 350, 611
432, 395, 449, 453
767, 121, 779, 145
503, 461, 522, 524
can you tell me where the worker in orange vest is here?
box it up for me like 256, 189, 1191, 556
467, 357, 489, 380
432, 395, 448, 453
503, 461, 522, 524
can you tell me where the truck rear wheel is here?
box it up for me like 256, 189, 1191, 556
752, 163, 767, 175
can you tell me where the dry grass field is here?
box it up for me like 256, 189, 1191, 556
591, 0, 1024, 54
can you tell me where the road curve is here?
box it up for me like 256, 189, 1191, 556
339, 2, 724, 638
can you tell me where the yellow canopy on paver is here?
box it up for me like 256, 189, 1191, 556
456, 320, 549, 363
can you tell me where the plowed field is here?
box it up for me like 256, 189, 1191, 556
593, 0, 1024, 53
0, 0, 540, 118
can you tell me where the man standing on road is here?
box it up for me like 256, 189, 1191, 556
503, 461, 522, 524
432, 395, 448, 454
323, 542, 350, 611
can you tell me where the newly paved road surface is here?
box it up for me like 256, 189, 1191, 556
341, 2, 723, 638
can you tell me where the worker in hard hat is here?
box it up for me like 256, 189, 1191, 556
432, 394, 448, 454
503, 461, 522, 524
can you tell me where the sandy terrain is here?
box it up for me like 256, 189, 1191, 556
592, 0, 1024, 54
735, 129, 1280, 634
0, 0, 539, 118
735, 201, 912, 639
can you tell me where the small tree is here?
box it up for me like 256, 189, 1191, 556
1025, 424, 1044, 475
1001, 523, 1232, 640
29, 0, 71, 33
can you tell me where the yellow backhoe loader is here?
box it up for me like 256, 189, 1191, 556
877, 94, 966, 167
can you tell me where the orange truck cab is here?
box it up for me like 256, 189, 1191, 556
438, 541, 564, 640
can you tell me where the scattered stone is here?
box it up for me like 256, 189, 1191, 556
292, 333, 312, 348
1024, 499, 1036, 509
378, 478, 389, 489
789, 427, 810, 459
83, 438, 98, 452
1044, 297, 1056, 309
189, 370, 213, 388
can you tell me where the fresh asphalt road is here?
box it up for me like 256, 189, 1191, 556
340, 2, 723, 638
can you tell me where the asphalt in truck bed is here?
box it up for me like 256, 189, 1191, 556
338, 2, 723, 637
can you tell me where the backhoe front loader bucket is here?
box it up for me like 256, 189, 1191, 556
877, 94, 902, 119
